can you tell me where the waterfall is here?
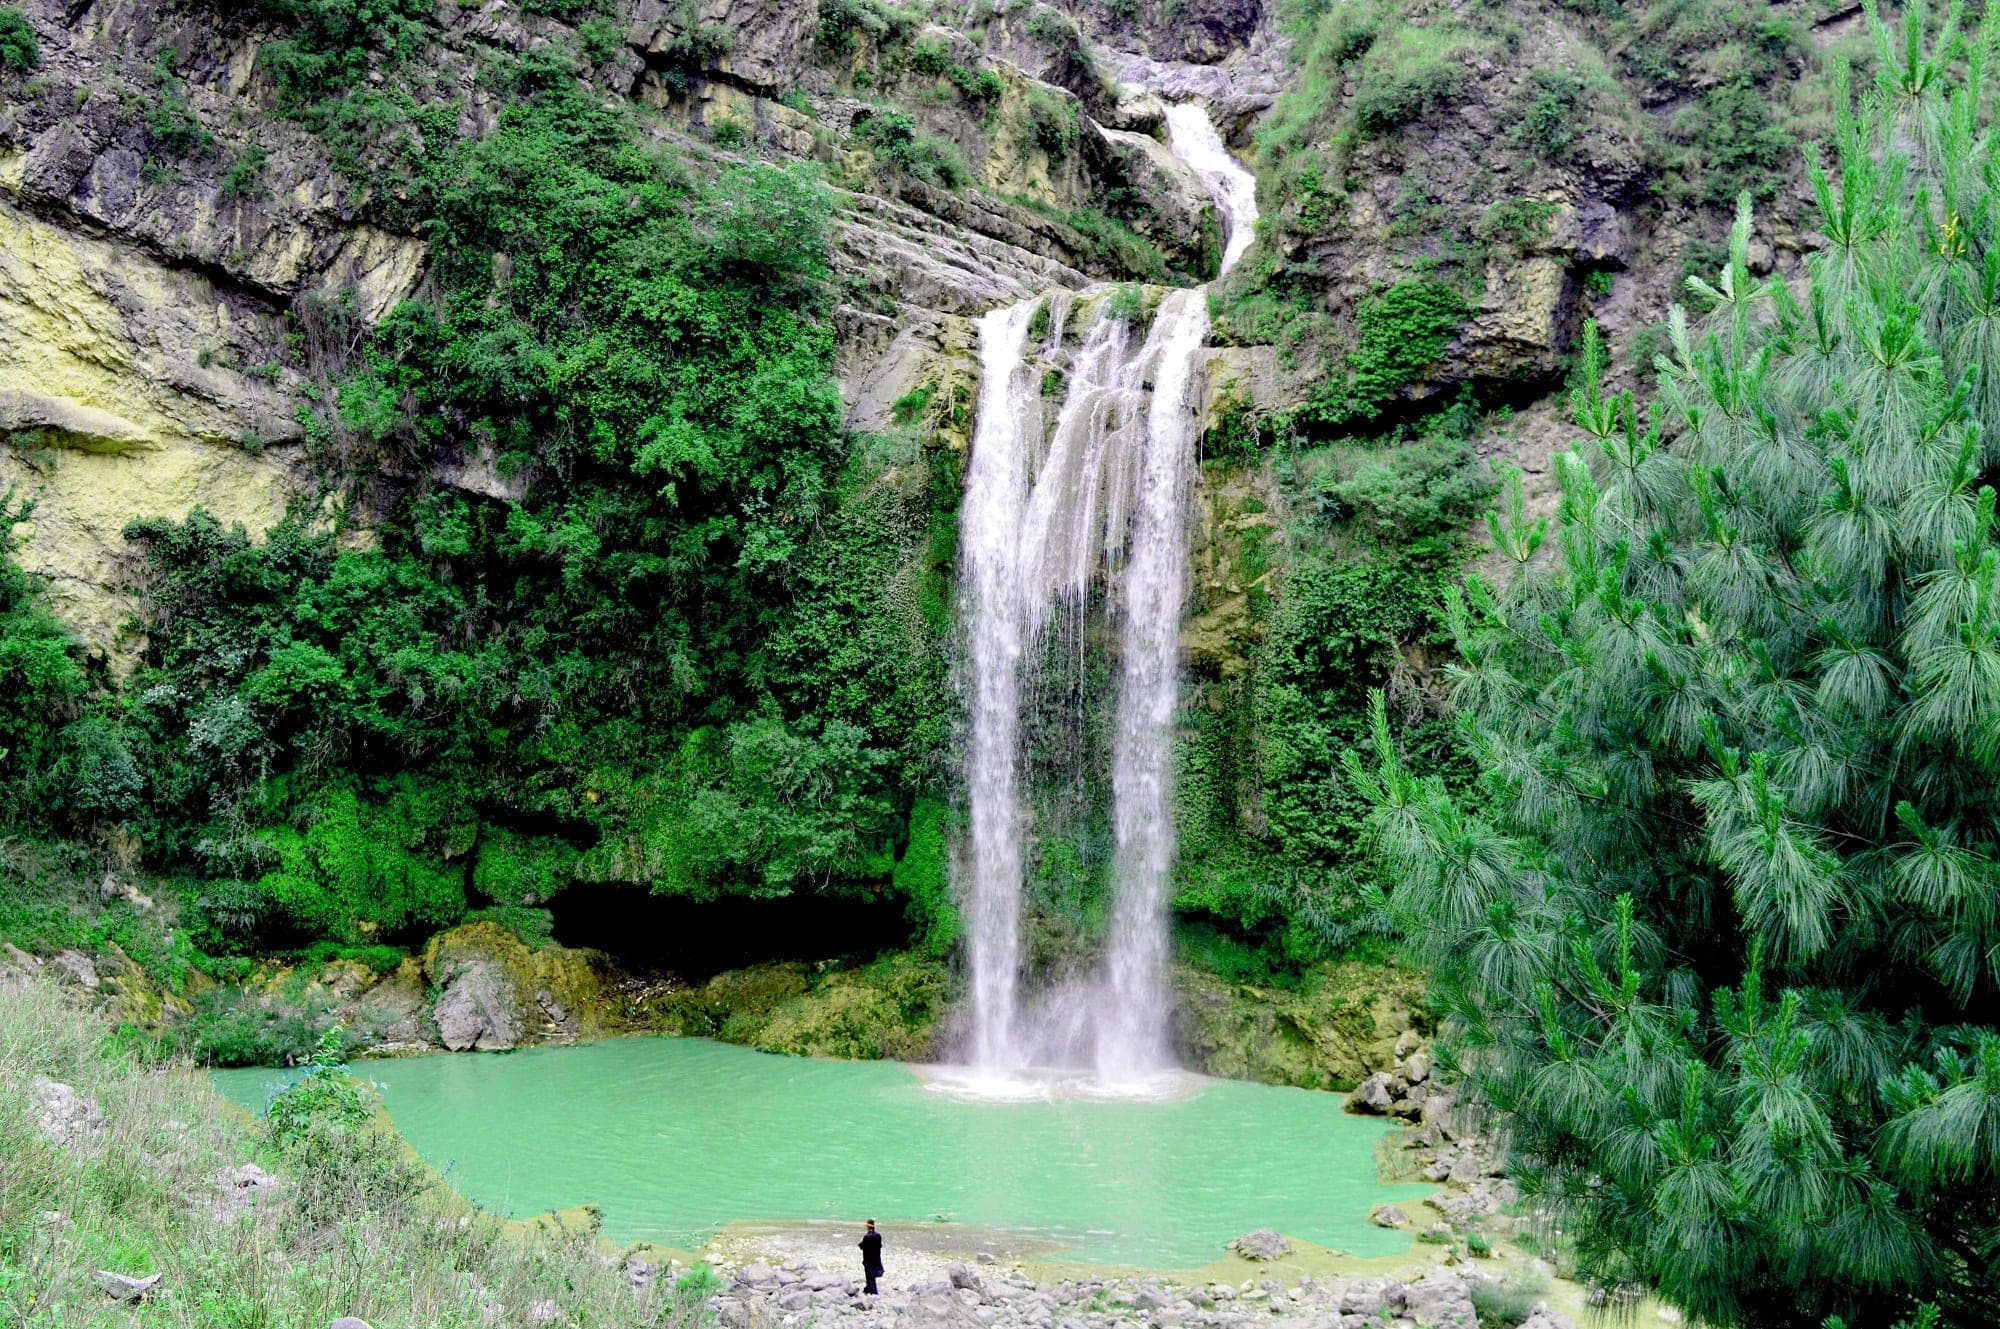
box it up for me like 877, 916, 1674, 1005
952, 100, 1259, 1089
959, 299, 1040, 1072
1164, 103, 1261, 278
1095, 287, 1209, 1081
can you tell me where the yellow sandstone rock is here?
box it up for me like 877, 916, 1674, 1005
0, 198, 302, 665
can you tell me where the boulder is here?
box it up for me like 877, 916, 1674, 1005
629, 0, 816, 96
31, 1077, 106, 1145
51, 951, 100, 990
1349, 1073, 1396, 1114
1459, 256, 1575, 383
330, 1320, 374, 1329
946, 1262, 983, 1291
1368, 1204, 1409, 1228
432, 960, 522, 1052
92, 1271, 163, 1302
1339, 1279, 1390, 1316
905, 1290, 987, 1328
1229, 1230, 1292, 1261
1575, 199, 1630, 269
1173, 959, 1429, 1091
1521, 1308, 1580, 1329
213, 1161, 284, 1217
1402, 1273, 1478, 1329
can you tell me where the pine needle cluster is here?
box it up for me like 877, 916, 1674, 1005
1352, 4, 2000, 1325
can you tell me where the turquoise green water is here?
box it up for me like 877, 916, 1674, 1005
212, 1038, 1428, 1268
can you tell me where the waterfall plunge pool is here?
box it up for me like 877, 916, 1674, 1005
212, 1036, 1432, 1269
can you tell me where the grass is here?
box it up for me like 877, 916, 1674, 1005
0, 979, 717, 1327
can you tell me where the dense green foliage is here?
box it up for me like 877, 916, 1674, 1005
0, 498, 89, 826
1355, 13, 2000, 1324
1173, 404, 1489, 961
0, 4, 37, 73
1304, 280, 1468, 430
0, 15, 956, 960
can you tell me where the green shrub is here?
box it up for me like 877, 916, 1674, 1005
1306, 280, 1467, 429
1510, 68, 1587, 158
0, 495, 90, 825
186, 987, 341, 1067
144, 50, 216, 158
577, 15, 625, 63
300, 940, 407, 973
1474, 196, 1559, 252
1674, 79, 1794, 203
856, 109, 970, 188
908, 36, 952, 75
946, 60, 1004, 113
1023, 86, 1079, 159
817, 0, 920, 55
708, 112, 752, 148
1469, 1274, 1547, 1326
0, 4, 37, 72
221, 145, 270, 196
1321, 431, 1495, 561
1104, 283, 1147, 323
1353, 29, 1471, 137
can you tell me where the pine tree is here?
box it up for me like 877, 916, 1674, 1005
1351, 5, 2000, 1325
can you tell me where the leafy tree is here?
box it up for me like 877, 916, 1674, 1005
0, 493, 90, 824
1352, 9, 2000, 1325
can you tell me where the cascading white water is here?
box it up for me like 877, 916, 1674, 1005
1164, 103, 1261, 279
1092, 105, 1260, 1082
959, 299, 1042, 1071
1095, 288, 1209, 1081
952, 99, 1260, 1090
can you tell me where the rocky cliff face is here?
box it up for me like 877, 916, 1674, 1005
0, 0, 1218, 662
2, 0, 1834, 656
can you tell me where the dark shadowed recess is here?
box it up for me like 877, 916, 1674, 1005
548, 884, 915, 978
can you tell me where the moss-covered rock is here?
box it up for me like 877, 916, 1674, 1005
750, 953, 951, 1060
1172, 957, 1430, 1090
420, 921, 618, 1050
639, 954, 952, 1061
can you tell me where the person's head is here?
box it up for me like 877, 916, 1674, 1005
866, 1220, 876, 1230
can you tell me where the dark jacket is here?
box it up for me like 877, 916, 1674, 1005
859, 1230, 883, 1274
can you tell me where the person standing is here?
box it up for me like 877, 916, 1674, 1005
858, 1219, 884, 1295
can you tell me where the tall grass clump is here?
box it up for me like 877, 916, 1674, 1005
0, 979, 717, 1326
